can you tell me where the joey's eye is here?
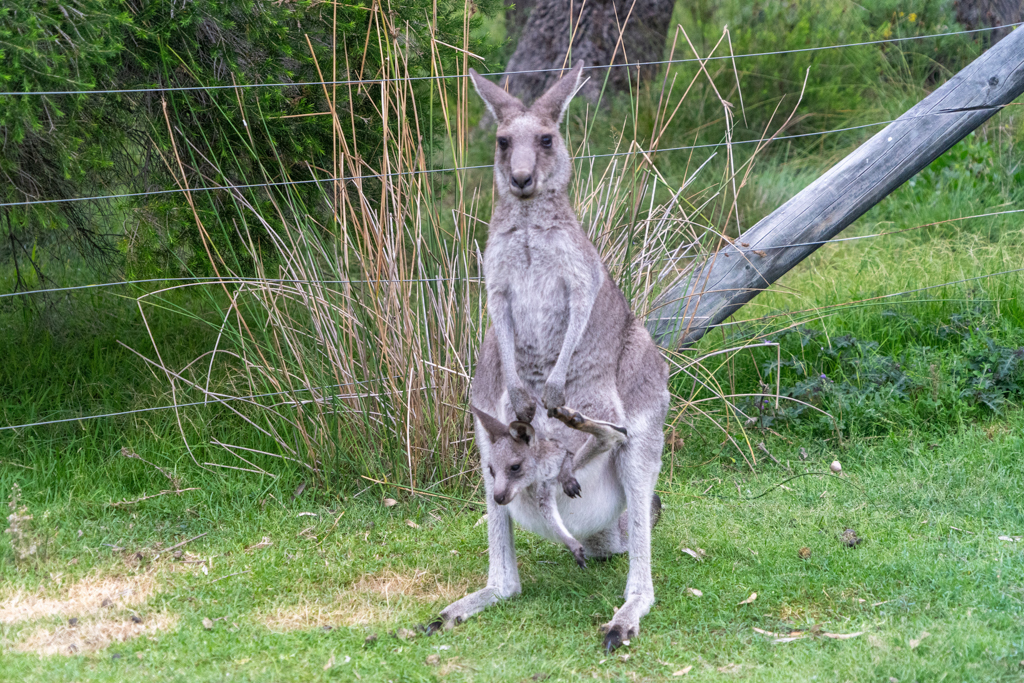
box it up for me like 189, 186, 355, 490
488, 465, 495, 477
497, 137, 509, 150
540, 135, 552, 148
510, 463, 521, 473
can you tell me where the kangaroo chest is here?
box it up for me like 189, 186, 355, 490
487, 225, 575, 385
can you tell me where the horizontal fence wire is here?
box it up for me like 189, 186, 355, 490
3, 23, 1022, 433
0, 121, 897, 209
0, 378, 397, 433
5, 93, 1018, 211
0, 24, 1018, 98
4, 266, 1021, 433
4, 208, 1023, 300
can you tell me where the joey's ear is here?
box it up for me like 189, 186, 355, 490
529, 60, 584, 126
509, 420, 535, 445
470, 405, 508, 443
469, 69, 525, 125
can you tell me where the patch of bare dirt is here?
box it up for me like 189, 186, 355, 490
0, 573, 157, 624
259, 568, 477, 631
12, 613, 178, 656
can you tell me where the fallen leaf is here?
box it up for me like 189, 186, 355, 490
686, 587, 703, 597
619, 654, 630, 662
672, 666, 693, 676
752, 627, 780, 636
823, 631, 865, 640
909, 631, 930, 649
718, 663, 742, 673
383, 498, 398, 507
425, 654, 440, 665
202, 617, 214, 630
405, 519, 420, 529
737, 592, 757, 605
681, 548, 704, 562
998, 535, 1022, 542
474, 514, 488, 527
245, 536, 273, 553
323, 655, 335, 670
297, 512, 318, 517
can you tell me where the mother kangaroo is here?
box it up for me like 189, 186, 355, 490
435, 62, 669, 651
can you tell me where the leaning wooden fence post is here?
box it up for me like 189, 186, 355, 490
647, 26, 1024, 348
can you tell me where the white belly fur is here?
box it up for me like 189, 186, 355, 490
507, 449, 624, 544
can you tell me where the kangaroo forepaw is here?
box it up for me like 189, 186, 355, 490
542, 380, 566, 411
509, 386, 536, 423
561, 475, 581, 498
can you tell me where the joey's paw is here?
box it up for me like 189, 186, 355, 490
560, 475, 581, 498
541, 380, 566, 411
548, 405, 585, 428
571, 545, 587, 570
509, 386, 536, 423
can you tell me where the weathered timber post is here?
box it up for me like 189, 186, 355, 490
647, 25, 1024, 349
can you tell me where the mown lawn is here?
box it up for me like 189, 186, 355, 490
2, 405, 1022, 682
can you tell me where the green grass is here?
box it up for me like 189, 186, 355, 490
1, 407, 1023, 682
3, 4, 1024, 678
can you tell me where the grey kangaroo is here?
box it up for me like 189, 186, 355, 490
433, 62, 670, 651
470, 403, 629, 569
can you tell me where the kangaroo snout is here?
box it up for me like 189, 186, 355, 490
510, 171, 533, 195
493, 490, 509, 505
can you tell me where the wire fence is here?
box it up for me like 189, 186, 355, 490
2, 23, 1022, 436
5, 207, 1023, 301
0, 24, 1017, 98
0, 121, 896, 209
3, 265, 1019, 434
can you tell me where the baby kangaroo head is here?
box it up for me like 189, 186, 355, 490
469, 61, 584, 200
471, 405, 561, 505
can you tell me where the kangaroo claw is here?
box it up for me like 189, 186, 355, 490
561, 475, 581, 498
602, 625, 625, 651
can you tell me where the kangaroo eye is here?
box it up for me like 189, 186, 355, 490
510, 463, 521, 473
540, 135, 552, 148
497, 137, 509, 150
488, 465, 495, 477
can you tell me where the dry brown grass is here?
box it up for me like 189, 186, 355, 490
259, 568, 477, 631
11, 613, 178, 656
0, 573, 157, 624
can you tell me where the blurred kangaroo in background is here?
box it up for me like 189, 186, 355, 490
433, 62, 670, 651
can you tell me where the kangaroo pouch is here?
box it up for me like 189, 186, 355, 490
507, 448, 625, 544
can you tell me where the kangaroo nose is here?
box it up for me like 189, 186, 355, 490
510, 172, 533, 191
493, 491, 507, 505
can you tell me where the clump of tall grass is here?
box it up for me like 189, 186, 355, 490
129, 22, 818, 491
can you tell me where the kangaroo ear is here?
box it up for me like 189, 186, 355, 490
530, 60, 584, 126
509, 420, 535, 445
469, 69, 525, 125
470, 404, 509, 443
